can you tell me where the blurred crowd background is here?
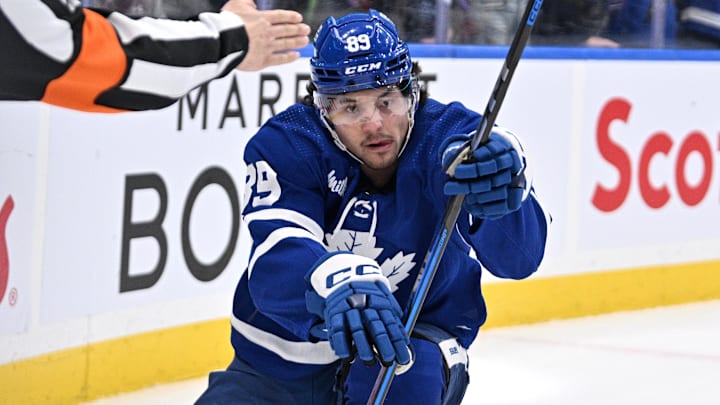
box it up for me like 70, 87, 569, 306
83, 0, 720, 49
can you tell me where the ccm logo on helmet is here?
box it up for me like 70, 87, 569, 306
345, 62, 382, 75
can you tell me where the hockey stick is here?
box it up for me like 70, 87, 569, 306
366, 1, 543, 403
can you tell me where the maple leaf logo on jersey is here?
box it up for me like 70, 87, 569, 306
326, 229, 383, 259
380, 251, 416, 291
325, 196, 416, 291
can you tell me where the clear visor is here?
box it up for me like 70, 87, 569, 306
315, 86, 411, 126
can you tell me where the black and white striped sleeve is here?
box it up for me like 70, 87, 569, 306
0, 0, 249, 112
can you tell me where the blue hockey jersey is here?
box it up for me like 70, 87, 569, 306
230, 98, 550, 379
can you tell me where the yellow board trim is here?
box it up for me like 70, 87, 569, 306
2, 260, 719, 404
482, 260, 720, 328
0, 319, 233, 405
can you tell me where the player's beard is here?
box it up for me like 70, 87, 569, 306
358, 136, 403, 188
358, 116, 409, 170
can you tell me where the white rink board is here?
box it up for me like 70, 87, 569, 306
1, 55, 720, 365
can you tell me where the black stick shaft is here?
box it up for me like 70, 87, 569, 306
366, 1, 543, 404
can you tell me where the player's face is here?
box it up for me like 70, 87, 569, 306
324, 87, 411, 180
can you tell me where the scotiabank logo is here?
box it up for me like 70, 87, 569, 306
592, 98, 718, 212
0, 195, 13, 305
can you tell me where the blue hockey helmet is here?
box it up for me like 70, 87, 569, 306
310, 9, 413, 95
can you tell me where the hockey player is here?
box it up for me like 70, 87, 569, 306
196, 9, 550, 405
0, 0, 309, 112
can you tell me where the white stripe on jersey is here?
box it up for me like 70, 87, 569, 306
244, 208, 325, 241
1, 0, 74, 62
119, 52, 242, 98
231, 315, 338, 364
247, 226, 325, 277
107, 10, 244, 44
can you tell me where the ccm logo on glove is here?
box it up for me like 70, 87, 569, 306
308, 252, 388, 298
305, 252, 412, 368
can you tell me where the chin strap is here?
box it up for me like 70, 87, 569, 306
320, 113, 365, 164
397, 78, 419, 157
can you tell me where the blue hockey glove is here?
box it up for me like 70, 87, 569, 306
305, 252, 412, 368
441, 126, 532, 220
